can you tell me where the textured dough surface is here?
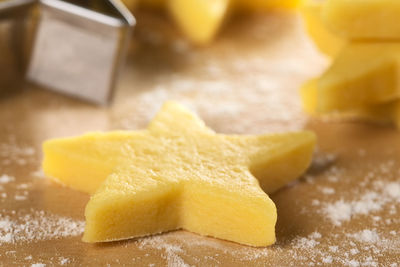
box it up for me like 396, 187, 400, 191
322, 0, 400, 40
300, 0, 344, 58
301, 78, 400, 126
43, 102, 316, 246
313, 42, 400, 113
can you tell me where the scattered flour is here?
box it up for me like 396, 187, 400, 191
0, 142, 36, 166
322, 256, 333, 264
58, 257, 70, 265
293, 232, 321, 249
320, 187, 335, 195
16, 184, 29, 190
31, 169, 45, 179
385, 183, 400, 199
312, 153, 337, 169
138, 236, 191, 267
350, 248, 359, 255
349, 230, 380, 244
0, 210, 85, 244
329, 246, 338, 253
322, 181, 400, 226
114, 27, 324, 135
14, 195, 27, 201
0, 174, 14, 184
323, 200, 352, 226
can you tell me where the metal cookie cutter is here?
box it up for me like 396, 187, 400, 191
28, 0, 135, 105
0, 0, 35, 93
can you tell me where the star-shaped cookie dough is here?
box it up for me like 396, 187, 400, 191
124, 0, 301, 44
301, 42, 400, 115
43, 101, 315, 246
300, 0, 400, 128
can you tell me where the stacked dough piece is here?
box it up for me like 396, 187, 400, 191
123, 0, 301, 44
301, 0, 400, 127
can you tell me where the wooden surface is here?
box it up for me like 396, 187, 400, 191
1, 9, 400, 266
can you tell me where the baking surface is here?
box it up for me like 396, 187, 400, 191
1, 10, 400, 266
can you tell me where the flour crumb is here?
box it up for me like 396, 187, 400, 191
349, 248, 359, 255
31, 264, 46, 267
322, 180, 400, 226
309, 232, 321, 239
293, 232, 321, 249
361, 256, 377, 267
16, 184, 29, 190
59, 257, 70, 265
31, 169, 45, 179
327, 175, 339, 183
347, 260, 360, 267
372, 216, 381, 222
384, 182, 400, 199
323, 200, 352, 226
0, 174, 14, 184
0, 232, 12, 243
322, 256, 333, 264
0, 210, 85, 244
321, 187, 335, 195
311, 199, 320, 206
312, 153, 337, 168
15, 195, 27, 201
138, 236, 191, 267
329, 246, 338, 253
348, 229, 380, 244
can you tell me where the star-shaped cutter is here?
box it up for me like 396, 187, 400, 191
0, 0, 135, 105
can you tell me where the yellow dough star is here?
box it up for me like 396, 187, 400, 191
43, 101, 315, 246
123, 0, 301, 44
300, 0, 344, 58
300, 0, 400, 128
301, 42, 400, 113
301, 78, 400, 126
322, 0, 400, 40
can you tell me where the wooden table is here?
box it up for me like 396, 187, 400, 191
1, 9, 399, 266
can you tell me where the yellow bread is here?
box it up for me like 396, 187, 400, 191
313, 42, 400, 113
43, 102, 315, 246
300, 0, 344, 58
322, 0, 400, 40
301, 78, 400, 126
